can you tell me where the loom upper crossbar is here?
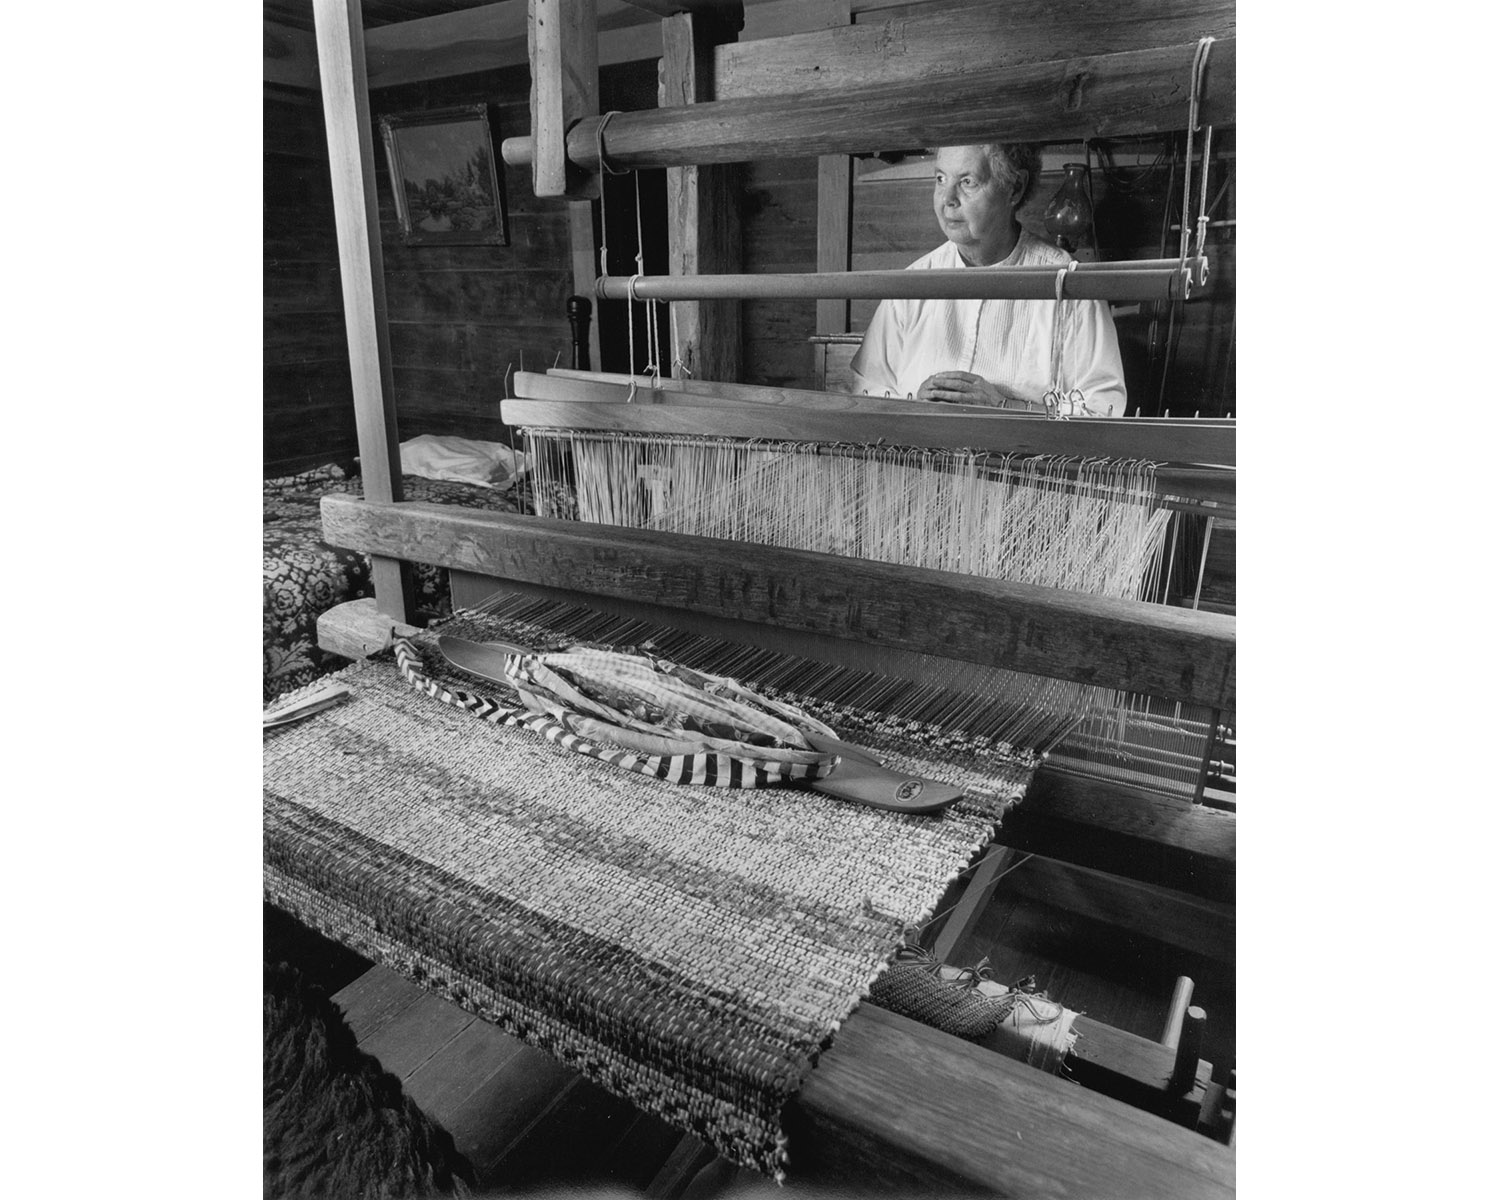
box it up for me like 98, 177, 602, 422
502, 395, 1237, 469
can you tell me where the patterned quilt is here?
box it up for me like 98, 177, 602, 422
263, 464, 530, 702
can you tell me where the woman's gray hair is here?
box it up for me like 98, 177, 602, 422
982, 143, 1042, 207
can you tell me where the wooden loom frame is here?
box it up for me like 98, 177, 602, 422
300, 0, 1237, 1193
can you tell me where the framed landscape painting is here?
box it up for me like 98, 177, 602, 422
379, 105, 510, 247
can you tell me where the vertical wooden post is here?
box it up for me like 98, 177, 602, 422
660, 10, 742, 382
311, 0, 412, 622
529, 0, 599, 200
567, 200, 602, 368
815, 3, 853, 337
816, 154, 852, 335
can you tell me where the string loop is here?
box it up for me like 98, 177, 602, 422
593, 110, 629, 176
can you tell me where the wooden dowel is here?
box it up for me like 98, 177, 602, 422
1160, 976, 1196, 1049
594, 262, 1204, 303
1167, 1005, 1207, 1095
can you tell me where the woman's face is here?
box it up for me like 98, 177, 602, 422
932, 145, 1021, 265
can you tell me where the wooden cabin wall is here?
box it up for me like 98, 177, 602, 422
723, 0, 1237, 417
367, 64, 573, 450
365, 60, 662, 447
734, 137, 1236, 417
739, 158, 821, 388
265, 83, 357, 478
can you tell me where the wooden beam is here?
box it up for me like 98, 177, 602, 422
500, 395, 1237, 465
929, 846, 1020, 965
615, 0, 742, 16
815, 155, 852, 335
264, 18, 320, 89
311, 0, 413, 622
529, 0, 600, 199
357, 1, 671, 86
787, 1002, 1233, 1196
1003, 768, 1235, 902
1002, 856, 1233, 964
716, 0, 1236, 100
1060, 1013, 1215, 1127
363, 1, 527, 88
320, 500, 1236, 709
529, 372, 1236, 514
742, 0, 850, 39
503, 38, 1237, 169
592, 260, 1205, 303
660, 11, 742, 381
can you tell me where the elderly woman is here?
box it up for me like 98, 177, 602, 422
849, 143, 1126, 416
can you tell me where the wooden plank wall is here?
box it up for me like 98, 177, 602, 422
265, 83, 358, 478
738, 147, 1236, 417
264, 59, 659, 474
727, 0, 1237, 417
366, 63, 575, 449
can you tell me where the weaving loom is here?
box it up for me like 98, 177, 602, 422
507, 377, 1234, 803
276, 1, 1237, 1194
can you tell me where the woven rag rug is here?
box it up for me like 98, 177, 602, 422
263, 610, 1038, 1180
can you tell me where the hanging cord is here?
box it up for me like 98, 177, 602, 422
1042, 263, 1079, 417
670, 299, 690, 378
1177, 38, 1215, 285
624, 274, 641, 401
1158, 39, 1213, 412
1188, 38, 1216, 262
629, 169, 662, 388
594, 111, 627, 281
593, 110, 644, 401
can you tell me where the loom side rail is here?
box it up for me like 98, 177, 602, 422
320, 499, 1235, 712
785, 1002, 1233, 1197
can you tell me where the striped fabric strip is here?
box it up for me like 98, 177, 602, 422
393, 639, 835, 789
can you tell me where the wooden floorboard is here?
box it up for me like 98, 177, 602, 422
604, 1109, 694, 1194
400, 1011, 528, 1126
332, 963, 428, 1042
493, 1077, 655, 1195
356, 989, 477, 1081
425, 1041, 572, 1178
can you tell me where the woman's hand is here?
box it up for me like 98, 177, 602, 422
916, 371, 1037, 409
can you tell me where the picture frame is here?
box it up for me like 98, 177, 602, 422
378, 105, 510, 247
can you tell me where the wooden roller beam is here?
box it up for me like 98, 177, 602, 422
320, 500, 1236, 709
502, 38, 1236, 170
